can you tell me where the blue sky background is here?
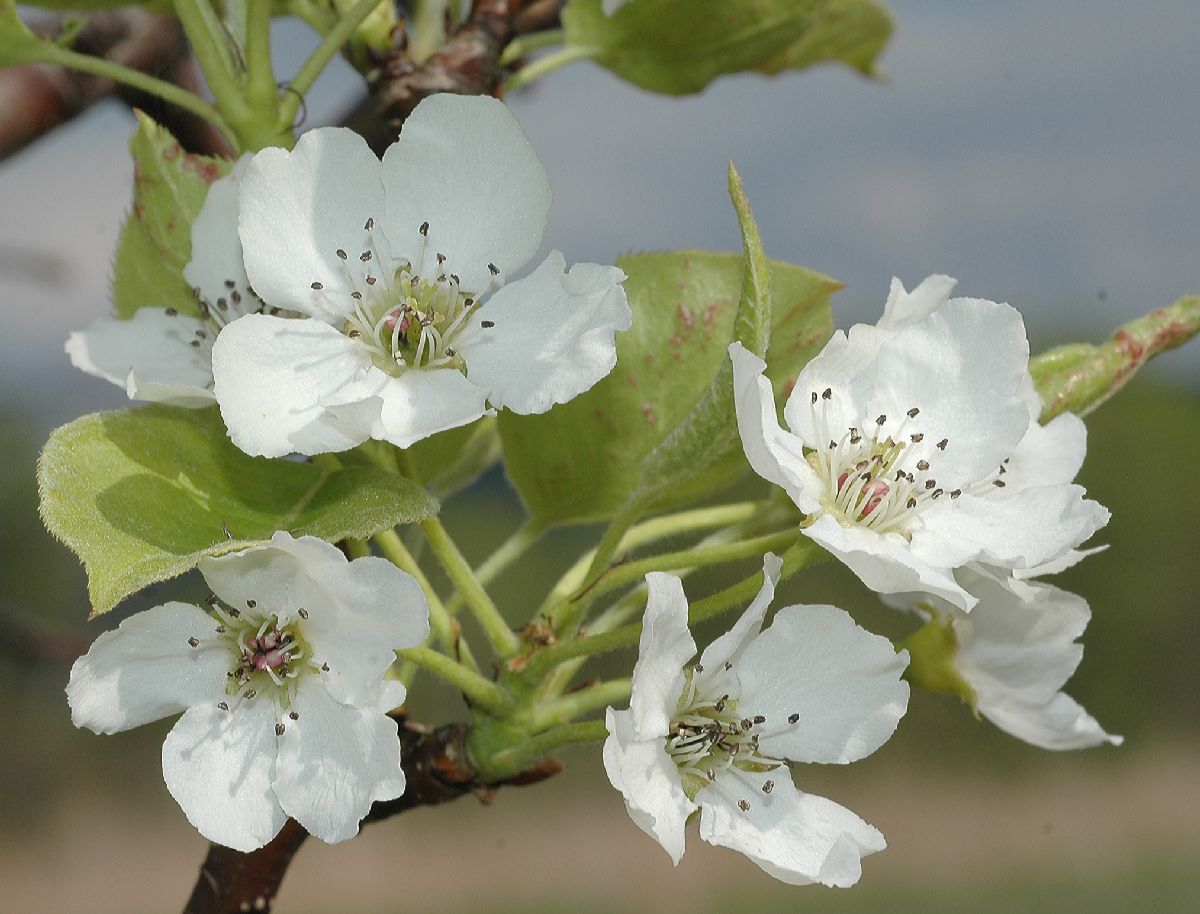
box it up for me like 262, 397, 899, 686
1, 0, 1197, 435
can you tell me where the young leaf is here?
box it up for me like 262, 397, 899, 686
112, 112, 231, 319
560, 0, 892, 95
38, 406, 438, 616
499, 232, 837, 524
1031, 295, 1200, 420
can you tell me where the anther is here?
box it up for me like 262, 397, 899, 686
822, 388, 832, 400
741, 718, 752, 731
246, 599, 256, 609
450, 274, 460, 285
724, 661, 732, 672
351, 291, 362, 300
360, 251, 372, 262
481, 320, 494, 328
321, 662, 330, 672
937, 438, 948, 450
218, 702, 230, 711
190, 340, 201, 348
436, 252, 446, 266
950, 489, 962, 498
753, 715, 765, 725
206, 594, 219, 606
932, 488, 943, 498
738, 799, 751, 812
911, 433, 925, 442
916, 460, 930, 471
925, 479, 936, 490
445, 347, 456, 357
366, 276, 377, 285
364, 217, 374, 231
811, 391, 818, 405
762, 780, 774, 794
488, 262, 500, 275
215, 625, 226, 634
876, 414, 887, 426
419, 221, 429, 236
275, 723, 286, 736
298, 608, 309, 620
310, 280, 323, 290
787, 712, 800, 724
464, 298, 474, 307
907, 407, 920, 417
289, 711, 299, 721
231, 290, 242, 304
906, 497, 918, 508
695, 663, 704, 674
228, 608, 241, 618
993, 479, 1006, 487
216, 298, 227, 310
187, 637, 199, 648
224, 279, 236, 289
166, 307, 178, 316
707, 769, 716, 781
243, 689, 257, 700
336, 249, 347, 260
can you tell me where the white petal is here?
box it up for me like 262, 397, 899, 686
877, 274, 957, 330
738, 604, 909, 764
299, 555, 429, 706
628, 573, 696, 740
67, 602, 232, 734
697, 770, 885, 888
729, 342, 822, 512
867, 298, 1031, 490
199, 532, 347, 625
1003, 411, 1088, 490
211, 313, 376, 457
977, 691, 1123, 751
238, 127, 388, 323
602, 707, 695, 865
784, 323, 888, 446
273, 678, 406, 844
66, 310, 215, 407
915, 485, 1110, 572
183, 155, 252, 308
696, 554, 782, 676
162, 699, 287, 852
456, 252, 630, 413
804, 514, 976, 610
381, 94, 550, 293
376, 368, 491, 449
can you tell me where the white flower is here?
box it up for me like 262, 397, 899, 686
898, 568, 1122, 751
730, 275, 1110, 611
209, 93, 631, 458
65, 157, 273, 407
603, 555, 909, 887
66, 532, 429, 851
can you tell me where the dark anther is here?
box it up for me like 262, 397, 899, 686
216, 298, 227, 310
993, 479, 1006, 487
231, 290, 242, 304
738, 799, 751, 812
464, 298, 475, 307
445, 347, 456, 357
364, 217, 374, 231
450, 274, 460, 285
419, 221, 429, 236
166, 307, 178, 316
436, 252, 446, 265
228, 607, 241, 618
481, 320, 495, 329
206, 593, 219, 606
244, 689, 257, 700
351, 291, 362, 300
275, 723, 286, 736
911, 433, 925, 442
360, 251, 372, 262
753, 715, 766, 725
311, 281, 323, 290
289, 710, 299, 720
190, 340, 201, 348
907, 407, 920, 417
876, 414, 887, 426
933, 488, 944, 498
906, 497, 918, 508
811, 391, 818, 405
488, 262, 501, 275
925, 479, 936, 489
348, 330, 361, 338
950, 489, 961, 498
246, 599, 256, 609
321, 662, 330, 672
224, 279, 236, 289
298, 608, 309, 620
788, 712, 800, 724
822, 388, 833, 400
218, 702, 229, 711
187, 637, 199, 648
830, 441, 838, 450
937, 438, 948, 450
336, 249, 348, 260
366, 276, 377, 285
916, 459, 930, 471
762, 780, 774, 794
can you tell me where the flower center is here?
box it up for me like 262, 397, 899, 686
310, 218, 504, 377
667, 661, 790, 803
186, 595, 330, 734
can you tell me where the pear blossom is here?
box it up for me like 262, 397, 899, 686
730, 275, 1109, 611
209, 93, 631, 458
65, 157, 275, 407
603, 555, 909, 887
898, 568, 1122, 750
66, 532, 429, 851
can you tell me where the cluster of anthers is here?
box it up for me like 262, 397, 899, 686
192, 594, 326, 735
311, 218, 502, 373
805, 388, 1009, 535
668, 660, 798, 812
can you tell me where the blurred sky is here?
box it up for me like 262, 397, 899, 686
0, 0, 1197, 436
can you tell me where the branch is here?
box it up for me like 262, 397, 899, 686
0, 11, 231, 161
182, 717, 561, 914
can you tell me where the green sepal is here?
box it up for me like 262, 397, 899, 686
900, 612, 977, 712
1031, 295, 1200, 421
499, 233, 837, 524
560, 0, 892, 95
112, 113, 232, 319
37, 405, 438, 617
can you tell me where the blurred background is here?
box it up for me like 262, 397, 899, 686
1, 1, 1197, 911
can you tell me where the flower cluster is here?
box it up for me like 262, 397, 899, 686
67, 533, 429, 851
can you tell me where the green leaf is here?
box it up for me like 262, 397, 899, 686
628, 162, 772, 511
758, 0, 892, 77
38, 406, 438, 616
0, 0, 38, 64
112, 112, 231, 319
561, 0, 892, 95
499, 248, 837, 525
1031, 295, 1200, 421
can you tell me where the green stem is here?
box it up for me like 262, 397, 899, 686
173, 0, 242, 112
483, 720, 608, 781
343, 537, 372, 559
420, 516, 520, 659
503, 44, 595, 93
244, 0, 277, 111
580, 530, 799, 606
408, 0, 446, 63
445, 517, 547, 615
374, 528, 454, 651
24, 41, 235, 146
499, 29, 565, 67
527, 678, 631, 732
278, 0, 384, 130
398, 646, 512, 715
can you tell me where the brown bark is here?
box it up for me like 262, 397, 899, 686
0, 11, 230, 161
181, 719, 561, 914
